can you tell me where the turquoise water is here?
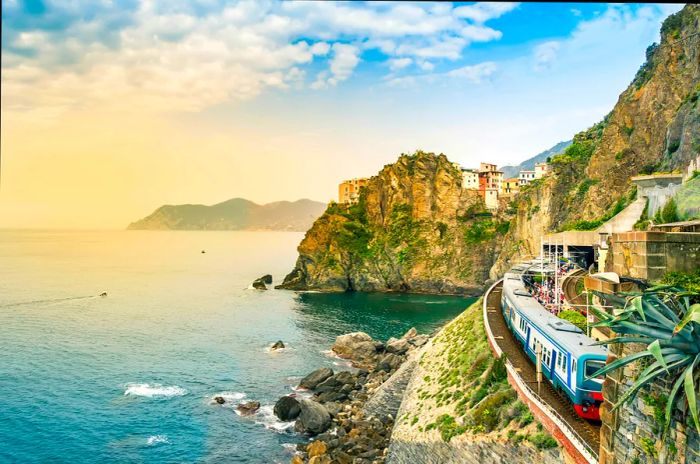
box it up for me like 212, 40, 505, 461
0, 230, 474, 463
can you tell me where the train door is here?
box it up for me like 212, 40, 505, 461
525, 326, 531, 352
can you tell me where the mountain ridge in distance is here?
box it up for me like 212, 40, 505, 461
127, 197, 327, 231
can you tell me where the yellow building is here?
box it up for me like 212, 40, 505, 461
502, 177, 520, 196
338, 178, 368, 204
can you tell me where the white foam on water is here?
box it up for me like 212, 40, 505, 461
146, 435, 169, 446
254, 405, 296, 433
210, 391, 246, 407
124, 383, 187, 398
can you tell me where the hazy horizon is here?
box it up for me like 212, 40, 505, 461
1, 2, 683, 228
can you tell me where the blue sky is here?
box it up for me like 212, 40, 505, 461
0, 1, 686, 227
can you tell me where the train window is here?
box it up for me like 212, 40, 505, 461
585, 360, 606, 382
572, 359, 577, 373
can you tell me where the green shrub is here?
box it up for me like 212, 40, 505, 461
558, 310, 587, 332
528, 432, 558, 450
661, 270, 700, 295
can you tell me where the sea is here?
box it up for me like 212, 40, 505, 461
0, 230, 474, 463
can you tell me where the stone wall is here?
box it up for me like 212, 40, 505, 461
608, 231, 700, 281
599, 342, 700, 464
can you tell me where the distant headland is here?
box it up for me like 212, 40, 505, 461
127, 198, 326, 231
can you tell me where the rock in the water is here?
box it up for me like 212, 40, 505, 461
331, 332, 378, 364
252, 279, 267, 290
295, 399, 332, 435
270, 340, 285, 350
401, 327, 417, 340
236, 401, 261, 416
386, 338, 409, 355
259, 274, 273, 284
274, 396, 301, 421
213, 396, 226, 405
299, 367, 334, 390
376, 353, 404, 372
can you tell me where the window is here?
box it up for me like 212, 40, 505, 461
585, 360, 606, 382
572, 359, 577, 374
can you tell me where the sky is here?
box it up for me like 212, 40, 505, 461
0, 1, 685, 229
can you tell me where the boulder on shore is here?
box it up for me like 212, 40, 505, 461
252, 279, 267, 290
376, 353, 404, 372
401, 327, 417, 340
294, 399, 331, 435
236, 401, 261, 416
386, 337, 409, 355
270, 340, 285, 350
258, 274, 273, 284
331, 332, 379, 365
274, 396, 301, 421
298, 367, 334, 390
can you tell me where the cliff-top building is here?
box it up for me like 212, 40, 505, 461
502, 178, 520, 196
338, 178, 368, 204
535, 162, 551, 179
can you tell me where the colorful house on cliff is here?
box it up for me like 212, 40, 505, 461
338, 178, 368, 204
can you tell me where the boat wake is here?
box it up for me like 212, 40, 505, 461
0, 294, 102, 308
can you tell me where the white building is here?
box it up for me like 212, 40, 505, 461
519, 170, 536, 185
461, 168, 479, 190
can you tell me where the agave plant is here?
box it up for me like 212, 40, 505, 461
587, 285, 700, 436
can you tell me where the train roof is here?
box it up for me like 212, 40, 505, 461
502, 268, 607, 359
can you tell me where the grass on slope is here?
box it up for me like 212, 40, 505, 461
406, 299, 557, 449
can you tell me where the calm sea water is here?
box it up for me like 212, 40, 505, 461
0, 230, 473, 464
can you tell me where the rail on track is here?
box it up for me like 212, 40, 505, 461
482, 280, 600, 464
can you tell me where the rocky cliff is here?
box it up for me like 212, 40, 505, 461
491, 5, 700, 277
278, 152, 508, 295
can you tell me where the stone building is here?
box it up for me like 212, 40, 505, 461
338, 178, 368, 204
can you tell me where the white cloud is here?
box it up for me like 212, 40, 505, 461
311, 43, 361, 89
533, 41, 561, 71
1, 1, 517, 117
386, 61, 497, 87
388, 57, 412, 71
453, 3, 520, 23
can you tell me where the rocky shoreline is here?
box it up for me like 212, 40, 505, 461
277, 328, 429, 464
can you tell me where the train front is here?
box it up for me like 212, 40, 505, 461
576, 354, 607, 420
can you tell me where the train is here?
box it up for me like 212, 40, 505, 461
500, 263, 608, 420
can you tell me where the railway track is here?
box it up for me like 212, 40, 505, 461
562, 269, 589, 309
485, 282, 601, 456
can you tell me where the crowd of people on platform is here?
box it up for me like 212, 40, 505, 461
522, 259, 579, 314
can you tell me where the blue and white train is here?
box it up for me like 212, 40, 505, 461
501, 264, 608, 420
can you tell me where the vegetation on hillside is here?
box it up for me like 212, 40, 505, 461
402, 300, 556, 449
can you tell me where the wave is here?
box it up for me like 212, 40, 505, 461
210, 391, 246, 405
146, 435, 170, 446
253, 405, 296, 433
124, 383, 187, 398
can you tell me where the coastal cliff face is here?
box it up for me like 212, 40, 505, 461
492, 5, 700, 277
278, 152, 507, 294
